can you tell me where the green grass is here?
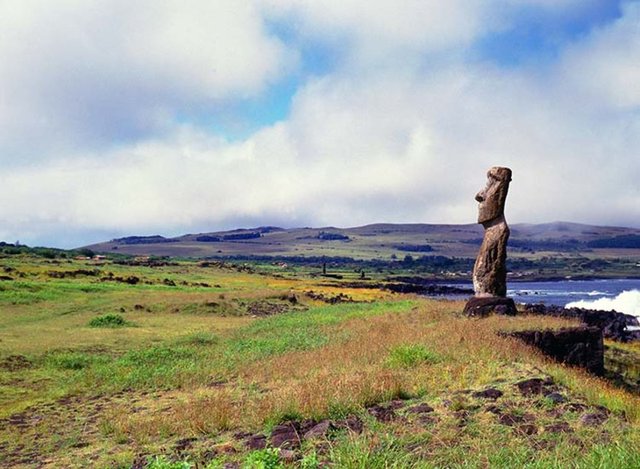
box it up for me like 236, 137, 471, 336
386, 344, 441, 369
2, 255, 640, 468
45, 350, 111, 370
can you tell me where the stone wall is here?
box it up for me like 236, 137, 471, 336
504, 326, 604, 376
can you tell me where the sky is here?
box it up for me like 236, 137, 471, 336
1, 0, 639, 248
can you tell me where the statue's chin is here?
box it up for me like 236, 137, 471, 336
478, 213, 506, 226
477, 214, 492, 224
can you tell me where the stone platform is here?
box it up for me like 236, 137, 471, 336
463, 296, 517, 317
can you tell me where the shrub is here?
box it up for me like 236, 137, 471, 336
243, 448, 282, 469
88, 313, 129, 328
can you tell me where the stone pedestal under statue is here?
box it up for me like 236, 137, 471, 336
463, 167, 517, 317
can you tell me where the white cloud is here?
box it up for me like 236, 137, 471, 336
262, 0, 497, 66
1, 0, 639, 247
558, 2, 640, 110
0, 0, 295, 162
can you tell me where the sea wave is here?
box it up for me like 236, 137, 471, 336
587, 290, 610, 297
566, 289, 640, 316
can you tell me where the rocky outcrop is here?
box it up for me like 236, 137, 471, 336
505, 327, 604, 375
523, 303, 639, 342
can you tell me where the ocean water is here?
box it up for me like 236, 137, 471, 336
446, 279, 640, 316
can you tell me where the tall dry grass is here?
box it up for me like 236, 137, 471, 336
111, 299, 640, 444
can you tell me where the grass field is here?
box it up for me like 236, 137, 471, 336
2, 254, 640, 468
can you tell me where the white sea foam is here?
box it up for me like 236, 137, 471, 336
566, 289, 640, 317
587, 290, 609, 297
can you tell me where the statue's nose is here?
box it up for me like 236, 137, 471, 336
475, 192, 485, 202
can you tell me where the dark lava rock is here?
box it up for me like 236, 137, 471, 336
464, 296, 517, 317
544, 392, 566, 404
580, 412, 608, 426
407, 403, 435, 414
472, 388, 503, 400
174, 437, 198, 453
499, 412, 535, 426
304, 420, 332, 439
244, 434, 267, 450
544, 421, 573, 433
486, 404, 502, 415
334, 416, 363, 433
507, 327, 604, 376
367, 404, 397, 422
523, 303, 639, 342
387, 399, 408, 409
270, 422, 301, 449
515, 424, 539, 436
515, 378, 546, 396
565, 403, 588, 413
417, 415, 437, 426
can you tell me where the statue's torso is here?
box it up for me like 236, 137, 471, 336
472, 221, 510, 297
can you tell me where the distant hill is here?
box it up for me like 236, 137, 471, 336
84, 222, 640, 260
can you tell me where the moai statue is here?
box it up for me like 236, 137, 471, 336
463, 167, 517, 317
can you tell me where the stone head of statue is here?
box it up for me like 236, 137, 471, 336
475, 166, 512, 224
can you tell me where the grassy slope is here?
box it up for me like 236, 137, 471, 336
1, 256, 640, 468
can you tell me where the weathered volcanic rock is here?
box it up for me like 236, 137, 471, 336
270, 422, 301, 449
506, 327, 604, 375
303, 420, 332, 440
464, 296, 517, 317
472, 388, 503, 400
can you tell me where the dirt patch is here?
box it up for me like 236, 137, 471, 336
246, 301, 292, 317
0, 355, 33, 371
